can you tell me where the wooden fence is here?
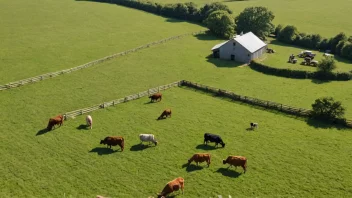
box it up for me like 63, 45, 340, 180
0, 30, 205, 91
180, 80, 352, 128
63, 81, 182, 119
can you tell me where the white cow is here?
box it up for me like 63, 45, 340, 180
86, 115, 93, 129
139, 134, 158, 146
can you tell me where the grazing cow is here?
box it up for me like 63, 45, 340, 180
223, 156, 247, 173
157, 177, 184, 198
100, 136, 124, 151
149, 93, 162, 102
139, 134, 158, 146
204, 133, 225, 148
157, 109, 172, 120
86, 115, 93, 129
250, 122, 258, 129
46, 115, 64, 131
188, 153, 211, 167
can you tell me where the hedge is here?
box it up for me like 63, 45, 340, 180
250, 61, 352, 81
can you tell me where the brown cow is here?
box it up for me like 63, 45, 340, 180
100, 136, 124, 151
188, 153, 211, 167
223, 156, 247, 173
157, 109, 171, 120
149, 93, 162, 102
157, 177, 184, 198
46, 115, 64, 131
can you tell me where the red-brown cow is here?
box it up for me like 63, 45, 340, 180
157, 109, 171, 120
157, 177, 184, 198
188, 153, 211, 167
100, 136, 124, 151
223, 156, 247, 173
149, 93, 162, 102
46, 115, 64, 131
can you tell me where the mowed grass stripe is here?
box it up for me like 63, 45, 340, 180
0, 0, 205, 83
1, 88, 351, 197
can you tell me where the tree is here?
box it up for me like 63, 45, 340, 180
330, 32, 347, 53
235, 6, 275, 40
341, 42, 352, 60
204, 10, 235, 39
317, 56, 336, 73
311, 97, 345, 122
277, 25, 298, 44
200, 2, 232, 22
274, 24, 283, 36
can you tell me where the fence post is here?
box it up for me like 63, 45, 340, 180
158, 87, 160, 92
148, 89, 150, 96
267, 101, 269, 107
80, 110, 83, 115
113, 101, 115, 106
40, 76, 43, 80
281, 104, 283, 111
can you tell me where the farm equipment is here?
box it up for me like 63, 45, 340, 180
298, 50, 316, 58
288, 54, 297, 64
301, 57, 318, 67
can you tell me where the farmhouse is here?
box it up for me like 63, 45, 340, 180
211, 32, 267, 63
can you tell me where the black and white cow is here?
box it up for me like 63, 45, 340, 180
204, 133, 225, 148
250, 122, 258, 129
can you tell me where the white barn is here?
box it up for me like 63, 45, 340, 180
211, 32, 267, 63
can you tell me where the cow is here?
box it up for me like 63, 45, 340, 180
139, 134, 158, 146
250, 122, 258, 129
100, 136, 124, 151
223, 156, 247, 173
157, 109, 171, 120
188, 153, 211, 167
157, 177, 184, 198
204, 133, 225, 148
86, 115, 93, 129
46, 114, 64, 131
149, 93, 162, 102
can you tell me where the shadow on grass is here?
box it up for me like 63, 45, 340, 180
36, 128, 50, 136
306, 118, 346, 130
165, 18, 183, 23
206, 55, 243, 68
193, 32, 218, 41
195, 144, 217, 150
246, 127, 254, 131
89, 147, 119, 155
311, 78, 331, 84
181, 163, 204, 172
77, 124, 89, 130
215, 168, 242, 178
130, 144, 154, 151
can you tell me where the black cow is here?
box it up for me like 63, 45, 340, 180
204, 133, 225, 148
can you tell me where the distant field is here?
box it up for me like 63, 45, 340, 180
148, 0, 351, 37
264, 40, 352, 72
1, 87, 351, 197
0, 0, 204, 83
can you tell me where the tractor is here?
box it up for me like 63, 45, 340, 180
298, 50, 316, 59
301, 57, 318, 67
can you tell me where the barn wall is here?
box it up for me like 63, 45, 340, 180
233, 42, 251, 63
219, 40, 234, 60
251, 45, 267, 61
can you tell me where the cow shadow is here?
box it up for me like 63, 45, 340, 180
130, 144, 154, 151
215, 168, 242, 178
89, 147, 119, 155
77, 124, 89, 130
246, 127, 254, 131
182, 163, 204, 172
36, 128, 50, 136
195, 144, 217, 150
156, 117, 167, 121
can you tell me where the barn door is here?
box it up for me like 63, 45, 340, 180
231, 54, 235, 60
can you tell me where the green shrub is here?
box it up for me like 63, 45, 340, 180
204, 10, 235, 39
311, 97, 345, 122
317, 56, 336, 73
274, 24, 283, 36
277, 25, 299, 44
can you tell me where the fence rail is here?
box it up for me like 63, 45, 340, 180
0, 31, 205, 91
60, 79, 351, 128
63, 81, 181, 119
180, 80, 352, 128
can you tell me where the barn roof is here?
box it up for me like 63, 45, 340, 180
211, 41, 228, 51
234, 32, 267, 53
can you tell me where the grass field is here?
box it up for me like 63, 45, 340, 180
147, 0, 352, 38
0, 0, 204, 84
263, 40, 352, 72
1, 87, 352, 197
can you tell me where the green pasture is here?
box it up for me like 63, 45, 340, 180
263, 40, 352, 72
0, 0, 204, 84
1, 87, 352, 197
148, 0, 351, 38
